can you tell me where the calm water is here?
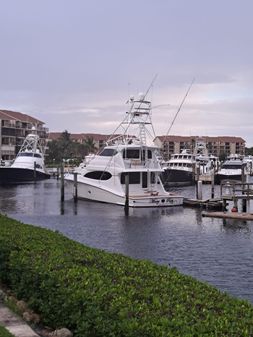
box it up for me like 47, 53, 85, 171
0, 179, 253, 304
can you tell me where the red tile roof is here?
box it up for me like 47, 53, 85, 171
0, 109, 44, 124
155, 135, 245, 143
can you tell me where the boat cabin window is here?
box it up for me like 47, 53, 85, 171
222, 164, 242, 169
99, 149, 117, 157
141, 150, 152, 160
84, 171, 112, 180
17, 153, 42, 158
121, 172, 140, 184
123, 149, 140, 159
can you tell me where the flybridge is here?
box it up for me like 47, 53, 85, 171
106, 75, 158, 147
106, 93, 156, 147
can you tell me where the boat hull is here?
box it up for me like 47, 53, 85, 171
162, 169, 194, 187
0, 167, 50, 184
65, 177, 183, 208
215, 174, 241, 184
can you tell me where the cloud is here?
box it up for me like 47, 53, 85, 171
0, 0, 253, 146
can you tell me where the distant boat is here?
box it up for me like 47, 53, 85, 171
161, 149, 195, 187
0, 127, 50, 184
161, 139, 219, 186
215, 154, 246, 184
64, 93, 183, 207
194, 139, 218, 174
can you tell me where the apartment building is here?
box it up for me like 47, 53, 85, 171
48, 132, 246, 159
0, 110, 48, 161
154, 135, 245, 159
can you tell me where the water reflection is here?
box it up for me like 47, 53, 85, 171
0, 179, 253, 304
222, 219, 251, 234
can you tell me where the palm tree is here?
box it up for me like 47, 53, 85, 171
83, 136, 96, 154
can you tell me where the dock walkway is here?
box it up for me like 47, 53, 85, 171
0, 302, 40, 337
183, 198, 223, 210
202, 211, 253, 221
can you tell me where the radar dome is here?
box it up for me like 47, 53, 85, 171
138, 92, 145, 101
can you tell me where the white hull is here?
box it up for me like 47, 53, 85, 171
64, 92, 183, 208
65, 176, 183, 208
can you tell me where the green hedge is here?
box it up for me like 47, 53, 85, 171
0, 214, 253, 336
0, 325, 15, 337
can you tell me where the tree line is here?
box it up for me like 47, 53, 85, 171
46, 130, 96, 165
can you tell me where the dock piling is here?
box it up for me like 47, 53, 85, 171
33, 161, 37, 181
124, 173, 129, 215
74, 172, 78, 203
60, 163, 64, 202
211, 172, 215, 199
197, 180, 203, 200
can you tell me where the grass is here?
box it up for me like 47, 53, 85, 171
0, 325, 15, 337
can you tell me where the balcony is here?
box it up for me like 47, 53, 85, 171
2, 121, 16, 128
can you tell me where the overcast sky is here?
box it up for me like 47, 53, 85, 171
1, 0, 253, 145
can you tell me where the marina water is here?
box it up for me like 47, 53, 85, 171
0, 179, 253, 304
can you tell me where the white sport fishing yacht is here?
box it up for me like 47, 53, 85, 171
64, 93, 183, 207
0, 127, 50, 183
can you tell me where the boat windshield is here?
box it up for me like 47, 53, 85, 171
222, 164, 242, 169
17, 153, 42, 158
99, 149, 117, 156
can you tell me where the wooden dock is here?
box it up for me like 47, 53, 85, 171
202, 211, 253, 221
183, 198, 223, 210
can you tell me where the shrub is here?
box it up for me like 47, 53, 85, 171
0, 325, 15, 337
0, 214, 253, 336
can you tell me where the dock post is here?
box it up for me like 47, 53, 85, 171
192, 163, 196, 184
211, 171, 215, 199
247, 181, 250, 212
124, 173, 129, 216
74, 172, 78, 203
242, 198, 247, 212
242, 165, 246, 212
242, 163, 246, 187
195, 166, 200, 199
60, 162, 64, 202
197, 180, 203, 200
57, 166, 60, 180
33, 161, 37, 181
222, 198, 227, 211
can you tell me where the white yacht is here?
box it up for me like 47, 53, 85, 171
161, 139, 219, 186
194, 139, 219, 175
64, 94, 183, 207
215, 154, 246, 184
161, 149, 196, 187
0, 127, 50, 183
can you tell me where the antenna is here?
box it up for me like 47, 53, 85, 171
165, 78, 195, 137
143, 73, 158, 100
